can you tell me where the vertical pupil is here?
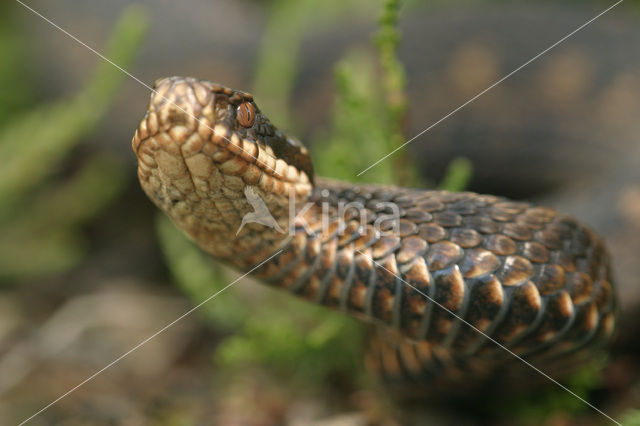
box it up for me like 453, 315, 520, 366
238, 103, 254, 127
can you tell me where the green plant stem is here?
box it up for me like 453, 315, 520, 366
374, 0, 417, 186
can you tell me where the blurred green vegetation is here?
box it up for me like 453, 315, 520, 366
0, 6, 148, 280
498, 357, 607, 423
157, 214, 365, 389
621, 409, 640, 426
0, 3, 34, 125
314, 0, 472, 190
0, 0, 626, 422
313, 48, 397, 184
252, 0, 378, 130
0, 0, 632, 423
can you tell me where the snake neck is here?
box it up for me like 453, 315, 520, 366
218, 178, 373, 270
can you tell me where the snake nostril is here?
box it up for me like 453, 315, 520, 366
149, 79, 203, 130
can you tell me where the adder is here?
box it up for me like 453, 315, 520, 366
132, 76, 616, 391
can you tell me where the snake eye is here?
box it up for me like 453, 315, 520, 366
237, 102, 255, 127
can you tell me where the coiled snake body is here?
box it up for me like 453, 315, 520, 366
132, 77, 616, 390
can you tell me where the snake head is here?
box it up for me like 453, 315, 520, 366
132, 77, 314, 262
134, 76, 313, 184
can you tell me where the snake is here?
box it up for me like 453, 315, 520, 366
132, 76, 616, 392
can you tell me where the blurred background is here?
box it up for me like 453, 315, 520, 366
1, 0, 640, 424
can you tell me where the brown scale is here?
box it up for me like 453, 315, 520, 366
424, 266, 467, 343
450, 274, 504, 351
133, 77, 617, 392
399, 257, 433, 338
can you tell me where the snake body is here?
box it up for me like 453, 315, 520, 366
132, 77, 616, 388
